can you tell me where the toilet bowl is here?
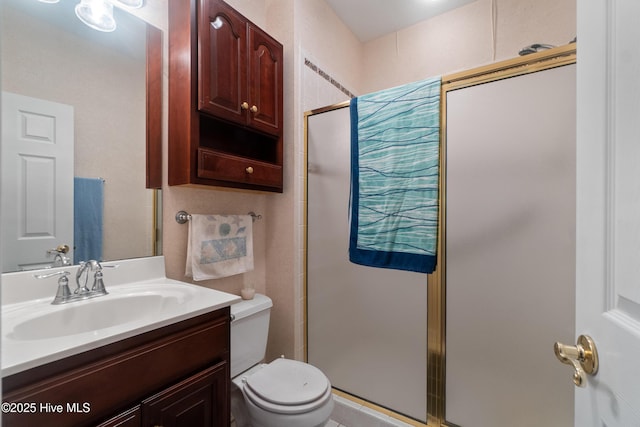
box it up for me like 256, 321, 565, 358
230, 294, 334, 427
233, 358, 334, 427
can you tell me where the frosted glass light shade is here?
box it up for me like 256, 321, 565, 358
75, 0, 116, 32
114, 0, 144, 8
38, 0, 61, 3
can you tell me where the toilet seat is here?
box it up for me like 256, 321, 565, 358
243, 358, 332, 415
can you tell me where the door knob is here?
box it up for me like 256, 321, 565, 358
47, 244, 70, 255
250, 105, 258, 113
554, 334, 598, 387
241, 102, 249, 110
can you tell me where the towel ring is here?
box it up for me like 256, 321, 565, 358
175, 210, 262, 224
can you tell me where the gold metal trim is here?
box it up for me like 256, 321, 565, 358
303, 101, 351, 362
426, 85, 448, 425
303, 110, 310, 361
152, 189, 160, 256
442, 44, 576, 91
306, 100, 351, 116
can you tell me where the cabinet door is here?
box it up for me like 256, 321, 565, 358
198, 0, 247, 124
142, 363, 228, 427
247, 24, 283, 136
96, 406, 141, 427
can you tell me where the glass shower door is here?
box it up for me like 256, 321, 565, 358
306, 105, 428, 423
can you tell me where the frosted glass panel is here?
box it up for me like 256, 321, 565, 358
445, 64, 576, 427
306, 106, 427, 422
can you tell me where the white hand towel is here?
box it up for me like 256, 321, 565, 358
186, 214, 254, 281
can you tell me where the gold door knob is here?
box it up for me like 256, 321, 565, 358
250, 105, 258, 113
554, 334, 599, 387
241, 102, 249, 110
58, 244, 70, 254
48, 244, 70, 254
245, 166, 254, 174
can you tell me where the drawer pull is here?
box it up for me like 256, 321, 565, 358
246, 166, 254, 174
241, 102, 249, 110
250, 105, 258, 113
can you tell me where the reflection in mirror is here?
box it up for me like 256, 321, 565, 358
1, 0, 161, 272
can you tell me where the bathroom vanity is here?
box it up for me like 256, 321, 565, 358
1, 257, 240, 427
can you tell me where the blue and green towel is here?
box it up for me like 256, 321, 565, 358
349, 77, 441, 274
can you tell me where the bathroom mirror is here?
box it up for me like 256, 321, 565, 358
1, 0, 162, 272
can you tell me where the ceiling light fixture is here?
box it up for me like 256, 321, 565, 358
38, 0, 61, 3
75, 0, 117, 32
113, 0, 144, 9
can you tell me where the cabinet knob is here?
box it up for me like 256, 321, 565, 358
250, 105, 258, 113
246, 166, 254, 174
241, 102, 249, 110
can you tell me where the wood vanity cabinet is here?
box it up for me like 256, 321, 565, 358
2, 308, 231, 427
169, 0, 284, 192
98, 363, 227, 427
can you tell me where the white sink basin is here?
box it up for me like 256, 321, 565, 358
9, 285, 189, 341
1, 257, 240, 376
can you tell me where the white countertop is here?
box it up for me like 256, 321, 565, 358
1, 256, 240, 377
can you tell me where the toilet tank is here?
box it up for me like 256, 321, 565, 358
230, 293, 273, 378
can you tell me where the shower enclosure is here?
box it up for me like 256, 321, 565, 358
305, 105, 428, 423
305, 45, 577, 427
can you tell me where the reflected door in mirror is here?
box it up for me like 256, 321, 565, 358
1, 92, 74, 271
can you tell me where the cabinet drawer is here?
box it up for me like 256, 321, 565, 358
198, 149, 282, 189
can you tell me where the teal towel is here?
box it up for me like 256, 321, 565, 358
74, 177, 104, 264
349, 77, 441, 274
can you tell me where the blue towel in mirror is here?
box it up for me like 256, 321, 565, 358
74, 177, 104, 264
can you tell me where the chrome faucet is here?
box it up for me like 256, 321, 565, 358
35, 260, 114, 305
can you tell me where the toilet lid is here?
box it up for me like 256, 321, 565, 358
245, 358, 330, 408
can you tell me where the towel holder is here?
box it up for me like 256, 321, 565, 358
175, 210, 262, 224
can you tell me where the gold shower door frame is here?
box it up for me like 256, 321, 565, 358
302, 44, 577, 427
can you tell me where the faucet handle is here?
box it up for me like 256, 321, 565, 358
91, 269, 109, 295
90, 262, 118, 295
34, 270, 71, 280
34, 271, 72, 305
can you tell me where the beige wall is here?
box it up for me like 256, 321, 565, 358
296, 0, 364, 95
362, 0, 576, 92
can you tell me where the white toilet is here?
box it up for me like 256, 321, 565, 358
230, 294, 334, 427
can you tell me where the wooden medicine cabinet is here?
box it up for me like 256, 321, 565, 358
169, 0, 284, 192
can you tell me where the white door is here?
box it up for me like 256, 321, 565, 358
574, 0, 640, 425
1, 92, 74, 271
